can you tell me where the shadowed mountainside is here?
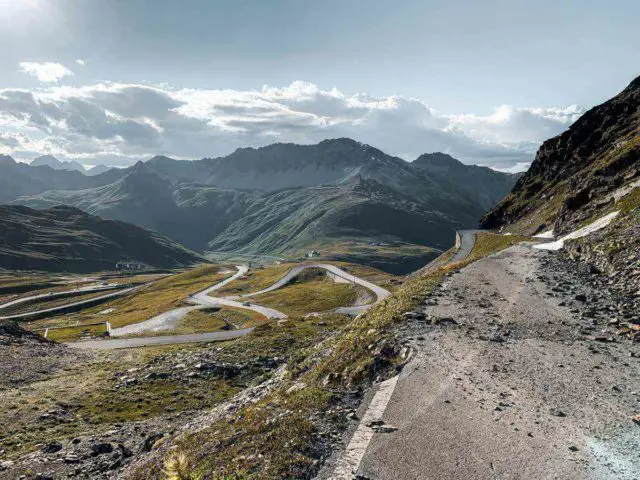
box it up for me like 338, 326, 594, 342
0, 205, 204, 272
10, 139, 519, 272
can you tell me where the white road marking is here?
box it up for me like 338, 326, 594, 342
331, 375, 400, 479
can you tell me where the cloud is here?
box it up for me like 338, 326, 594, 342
19, 62, 74, 83
0, 80, 583, 167
487, 161, 532, 174
75, 59, 86, 66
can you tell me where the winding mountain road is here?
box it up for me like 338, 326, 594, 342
110, 266, 252, 336
70, 263, 389, 349
241, 263, 390, 315
450, 229, 481, 263
0, 285, 139, 321
0, 283, 129, 312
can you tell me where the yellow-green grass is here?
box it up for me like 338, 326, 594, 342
215, 263, 298, 296
0, 273, 56, 289
501, 182, 568, 236
0, 309, 352, 461
595, 186, 640, 221
132, 232, 537, 479
40, 265, 231, 330
0, 273, 166, 311
211, 306, 268, 328
251, 271, 360, 317
0, 344, 240, 459
130, 307, 268, 337
322, 260, 400, 289
40, 323, 108, 342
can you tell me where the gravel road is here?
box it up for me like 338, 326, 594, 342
344, 244, 640, 480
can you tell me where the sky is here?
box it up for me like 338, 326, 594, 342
0, 0, 638, 171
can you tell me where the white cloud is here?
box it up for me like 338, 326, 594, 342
19, 62, 74, 83
0, 80, 583, 167
446, 104, 583, 144
75, 59, 86, 66
487, 161, 532, 174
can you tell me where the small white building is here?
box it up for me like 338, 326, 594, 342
115, 261, 144, 271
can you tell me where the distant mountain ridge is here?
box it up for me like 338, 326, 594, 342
31, 155, 85, 173
6, 139, 520, 272
411, 152, 523, 211
0, 205, 204, 272
0, 154, 123, 203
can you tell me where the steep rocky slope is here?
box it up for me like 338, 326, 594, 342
0, 205, 204, 272
482, 75, 640, 293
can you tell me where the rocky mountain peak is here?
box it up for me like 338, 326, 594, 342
413, 152, 462, 168
31, 155, 85, 172
0, 154, 16, 165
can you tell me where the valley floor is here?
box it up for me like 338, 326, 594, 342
329, 244, 639, 479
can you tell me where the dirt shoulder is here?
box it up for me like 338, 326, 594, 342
355, 244, 639, 479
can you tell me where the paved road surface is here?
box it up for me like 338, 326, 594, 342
109, 305, 206, 337
71, 263, 389, 348
449, 229, 482, 263
330, 244, 639, 479
70, 328, 254, 350
109, 266, 258, 336
0, 283, 125, 311
0, 286, 138, 321
242, 263, 391, 316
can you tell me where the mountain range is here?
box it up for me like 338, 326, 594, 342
0, 205, 203, 272
29, 155, 113, 176
2, 140, 519, 273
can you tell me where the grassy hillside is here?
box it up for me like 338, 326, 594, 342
0, 204, 204, 272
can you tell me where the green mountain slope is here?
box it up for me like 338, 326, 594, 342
412, 152, 521, 211
12, 139, 517, 272
0, 205, 204, 272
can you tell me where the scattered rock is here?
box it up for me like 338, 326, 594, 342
40, 441, 63, 454
91, 442, 114, 455
141, 433, 165, 453
549, 408, 567, 417
366, 420, 398, 433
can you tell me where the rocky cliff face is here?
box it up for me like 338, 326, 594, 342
481, 75, 640, 294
